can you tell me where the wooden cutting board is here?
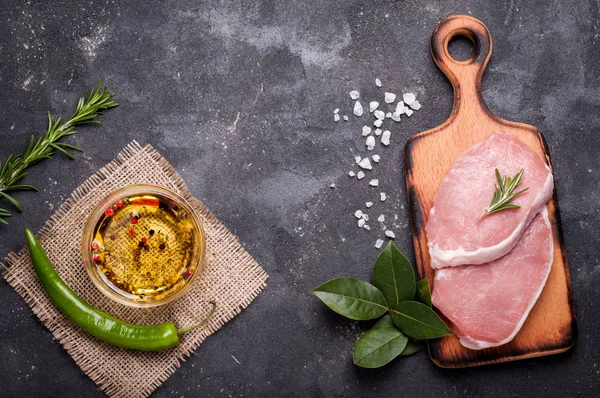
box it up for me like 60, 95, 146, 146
404, 15, 577, 368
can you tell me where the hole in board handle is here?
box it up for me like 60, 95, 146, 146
446, 29, 478, 64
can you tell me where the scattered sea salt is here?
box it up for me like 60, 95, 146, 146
358, 157, 372, 170
334, 114, 340, 122
391, 112, 401, 122
386, 112, 392, 118
366, 136, 375, 150
355, 155, 362, 164
372, 154, 380, 163
353, 101, 364, 117
378, 215, 385, 222
374, 128, 382, 136
375, 239, 384, 249
381, 130, 391, 146
358, 219, 366, 228
330, 183, 335, 188
355, 210, 364, 219
384, 92, 396, 103
363, 225, 371, 230
349, 171, 356, 177
362, 126, 372, 136
410, 100, 421, 110
373, 119, 383, 128
380, 192, 387, 202
343, 115, 349, 121
403, 92, 416, 105
369, 179, 379, 187
334, 108, 339, 114
374, 110, 385, 120
366, 202, 373, 208
405, 108, 413, 117
350, 90, 360, 100
375, 78, 382, 87
385, 230, 396, 239
369, 101, 379, 112
362, 214, 369, 221
357, 171, 365, 179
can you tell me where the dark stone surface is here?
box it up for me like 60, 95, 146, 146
0, 1, 598, 396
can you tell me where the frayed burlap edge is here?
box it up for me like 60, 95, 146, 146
2, 141, 268, 398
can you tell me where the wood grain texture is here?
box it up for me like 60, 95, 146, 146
404, 15, 577, 368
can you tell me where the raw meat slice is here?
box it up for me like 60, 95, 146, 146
431, 209, 553, 350
426, 132, 554, 268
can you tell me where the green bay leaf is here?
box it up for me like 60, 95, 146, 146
373, 314, 426, 356
353, 327, 408, 368
372, 242, 415, 308
416, 278, 432, 308
311, 278, 387, 320
391, 301, 453, 339
400, 339, 425, 356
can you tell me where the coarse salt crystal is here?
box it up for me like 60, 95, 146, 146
374, 128, 382, 136
350, 90, 360, 100
362, 126, 372, 136
343, 115, 349, 121
349, 171, 356, 177
378, 214, 385, 222
385, 230, 396, 239
403, 92, 416, 105
369, 179, 379, 187
334, 108, 339, 114
410, 100, 421, 110
374, 110, 385, 120
355, 210, 364, 219
369, 101, 379, 112
334, 114, 340, 122
357, 171, 365, 179
380, 192, 387, 201
355, 155, 362, 164
386, 112, 392, 118
330, 183, 335, 188
391, 112, 401, 122
381, 130, 391, 146
358, 157, 372, 170
366, 202, 373, 208
405, 108, 413, 117
375, 78, 382, 87
384, 92, 396, 103
395, 101, 405, 114
375, 239, 384, 249
372, 154, 380, 163
358, 219, 366, 228
363, 224, 371, 230
362, 214, 369, 221
373, 119, 383, 127
366, 136, 375, 150
353, 101, 364, 117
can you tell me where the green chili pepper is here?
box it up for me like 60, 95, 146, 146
24, 228, 215, 351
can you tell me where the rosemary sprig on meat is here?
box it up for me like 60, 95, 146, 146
480, 168, 529, 219
0, 81, 118, 225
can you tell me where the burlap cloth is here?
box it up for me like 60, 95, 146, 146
2, 141, 268, 398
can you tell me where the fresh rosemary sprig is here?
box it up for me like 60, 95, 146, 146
0, 81, 118, 225
480, 168, 529, 220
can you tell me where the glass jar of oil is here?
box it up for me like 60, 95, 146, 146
82, 185, 205, 307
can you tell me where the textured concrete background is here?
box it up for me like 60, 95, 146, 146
0, 0, 598, 397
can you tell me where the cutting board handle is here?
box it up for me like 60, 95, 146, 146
430, 15, 493, 118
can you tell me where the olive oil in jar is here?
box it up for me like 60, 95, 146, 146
89, 194, 200, 303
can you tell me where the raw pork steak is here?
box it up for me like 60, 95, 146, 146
426, 132, 554, 268
431, 209, 553, 350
